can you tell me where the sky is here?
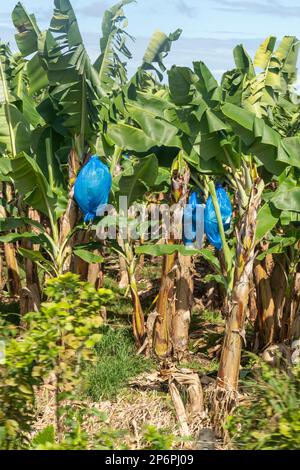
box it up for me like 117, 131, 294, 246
1, 0, 300, 82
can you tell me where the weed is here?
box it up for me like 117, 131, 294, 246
227, 359, 300, 450
86, 327, 153, 400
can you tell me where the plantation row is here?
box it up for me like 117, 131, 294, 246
0, 0, 300, 450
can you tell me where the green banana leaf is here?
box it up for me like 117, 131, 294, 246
118, 154, 159, 206
7, 153, 57, 217
94, 0, 134, 92
74, 249, 104, 264
255, 202, 281, 242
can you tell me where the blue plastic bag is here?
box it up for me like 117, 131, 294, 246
183, 191, 205, 248
74, 155, 112, 224
204, 183, 232, 250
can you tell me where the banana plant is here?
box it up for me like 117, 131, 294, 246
0, 153, 83, 274
95, 24, 183, 350
0, 1, 110, 297
96, 152, 169, 348
4, 0, 182, 329
154, 54, 300, 390
221, 36, 300, 350
0, 41, 31, 297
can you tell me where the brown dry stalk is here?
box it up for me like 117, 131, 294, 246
172, 369, 204, 418
118, 254, 129, 289
168, 368, 204, 439
169, 382, 190, 437
20, 208, 41, 315
172, 254, 193, 360
254, 259, 275, 348
218, 178, 264, 391
129, 272, 146, 349
0, 186, 21, 296
124, 242, 146, 349
289, 272, 300, 340
271, 254, 287, 341
153, 249, 177, 358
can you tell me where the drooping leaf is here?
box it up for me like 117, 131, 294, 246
74, 249, 104, 264
270, 179, 300, 213
0, 216, 44, 232
197, 248, 221, 272
280, 137, 300, 168
256, 202, 281, 242
106, 123, 157, 152
203, 273, 226, 287
135, 244, 215, 259
256, 235, 298, 260
26, 52, 49, 96
0, 156, 12, 177
221, 102, 286, 174
0, 232, 45, 244
280, 210, 300, 225
18, 247, 50, 265
118, 154, 159, 206
7, 153, 56, 217
124, 103, 181, 148
168, 66, 198, 106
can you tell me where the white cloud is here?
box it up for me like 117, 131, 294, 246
174, 0, 198, 18
76, 1, 111, 18
212, 0, 300, 18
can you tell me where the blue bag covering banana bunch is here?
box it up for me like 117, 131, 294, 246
183, 191, 205, 248
74, 155, 112, 224
204, 183, 232, 250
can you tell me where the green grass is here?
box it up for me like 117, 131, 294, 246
190, 309, 223, 332
86, 326, 153, 401
179, 357, 219, 375
184, 309, 224, 375
227, 362, 300, 450
200, 310, 224, 324
138, 262, 161, 291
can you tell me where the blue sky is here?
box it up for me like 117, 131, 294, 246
1, 0, 300, 81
